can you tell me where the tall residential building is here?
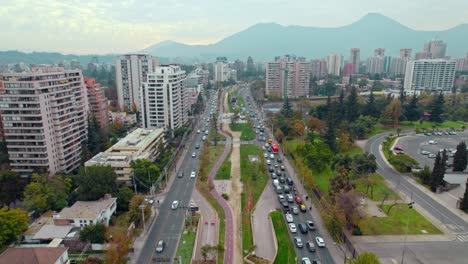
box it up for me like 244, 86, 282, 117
415, 51, 432, 60
426, 39, 447, 59
374, 48, 385, 57
84, 78, 110, 129
349, 48, 360, 74
214, 62, 229, 82
326, 53, 343, 76
0, 66, 88, 176
115, 54, 158, 112
343, 63, 355, 76
310, 59, 327, 78
366, 56, 385, 75
400, 48, 412, 58
404, 59, 456, 93
141, 65, 188, 131
454, 54, 468, 72
389, 57, 410, 76
265, 56, 311, 98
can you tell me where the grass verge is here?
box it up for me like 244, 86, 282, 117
354, 173, 399, 201
271, 211, 296, 264
230, 123, 255, 140
240, 144, 269, 255
358, 204, 442, 235
215, 149, 232, 180
175, 217, 198, 263
196, 143, 226, 264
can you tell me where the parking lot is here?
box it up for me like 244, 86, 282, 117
395, 131, 468, 169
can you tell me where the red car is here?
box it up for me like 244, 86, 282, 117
295, 196, 302, 204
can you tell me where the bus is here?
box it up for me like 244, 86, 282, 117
271, 142, 279, 153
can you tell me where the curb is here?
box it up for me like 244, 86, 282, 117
192, 212, 202, 261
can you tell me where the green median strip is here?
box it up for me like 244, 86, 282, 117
271, 211, 296, 264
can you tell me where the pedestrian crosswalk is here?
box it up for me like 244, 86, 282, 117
456, 234, 468, 242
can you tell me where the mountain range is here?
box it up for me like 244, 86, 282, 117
142, 13, 468, 62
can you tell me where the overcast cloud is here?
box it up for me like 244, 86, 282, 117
0, 0, 467, 54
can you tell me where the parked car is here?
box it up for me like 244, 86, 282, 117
428, 140, 438, 145
420, 150, 430, 155
428, 153, 437, 158
315, 236, 326, 247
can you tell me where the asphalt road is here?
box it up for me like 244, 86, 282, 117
365, 132, 468, 234
240, 87, 335, 264
136, 95, 215, 264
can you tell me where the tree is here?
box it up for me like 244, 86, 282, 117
430, 151, 447, 192
80, 223, 106, 243
414, 166, 431, 185
297, 141, 333, 173
430, 92, 445, 123
324, 96, 337, 152
23, 174, 71, 217
336, 191, 359, 228
131, 159, 161, 191
364, 89, 378, 118
0, 207, 29, 247
81, 257, 104, 264
75, 166, 117, 201
128, 195, 151, 228
274, 128, 284, 143
281, 97, 293, 118
104, 229, 131, 264
337, 88, 346, 121
201, 244, 224, 261
460, 179, 468, 211
115, 186, 134, 213
306, 117, 325, 133
329, 174, 354, 198
0, 171, 27, 207
380, 99, 402, 127
346, 87, 360, 122
453, 141, 467, 172
352, 252, 381, 264
337, 132, 353, 153
292, 120, 305, 137
405, 94, 419, 122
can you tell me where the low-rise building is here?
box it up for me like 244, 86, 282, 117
84, 128, 164, 183
54, 194, 117, 227
0, 247, 69, 264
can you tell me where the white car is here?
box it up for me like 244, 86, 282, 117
192, 152, 196, 158
202, 136, 207, 141
428, 154, 436, 158
420, 150, 430, 155
428, 140, 438, 145
301, 257, 312, 264
197, 129, 201, 134
269, 154, 275, 159
315, 236, 326, 247
171, 200, 179, 209
190, 171, 196, 178
288, 223, 297, 233
285, 213, 294, 223
264, 153, 268, 158
155, 240, 165, 253
266, 159, 271, 165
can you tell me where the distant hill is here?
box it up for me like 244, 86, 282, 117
0, 51, 118, 65
142, 13, 468, 62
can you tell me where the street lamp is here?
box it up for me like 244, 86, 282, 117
139, 204, 146, 233
401, 197, 415, 264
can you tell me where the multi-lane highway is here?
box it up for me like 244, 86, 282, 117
239, 86, 335, 264
136, 93, 216, 264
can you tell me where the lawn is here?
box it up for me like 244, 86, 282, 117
175, 223, 197, 263
358, 204, 441, 235
354, 173, 399, 201
271, 211, 296, 264
314, 166, 335, 195
230, 122, 255, 140
240, 144, 269, 255
215, 150, 231, 180
208, 125, 226, 143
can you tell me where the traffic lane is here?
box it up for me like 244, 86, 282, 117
369, 134, 468, 232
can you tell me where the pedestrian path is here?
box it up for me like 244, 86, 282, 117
193, 189, 219, 260
456, 234, 468, 242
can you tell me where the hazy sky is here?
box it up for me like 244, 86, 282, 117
1, 0, 467, 54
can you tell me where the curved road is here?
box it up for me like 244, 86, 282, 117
365, 132, 468, 233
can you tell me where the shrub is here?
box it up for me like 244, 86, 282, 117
222, 193, 229, 200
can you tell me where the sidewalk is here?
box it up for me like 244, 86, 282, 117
193, 189, 219, 260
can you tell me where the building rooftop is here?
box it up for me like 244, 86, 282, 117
57, 196, 116, 220
85, 128, 163, 165
0, 247, 67, 264
444, 173, 468, 191
33, 225, 73, 240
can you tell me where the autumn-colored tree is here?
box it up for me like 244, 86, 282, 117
274, 128, 284, 143
105, 228, 131, 264
292, 120, 305, 137
128, 195, 151, 228
337, 132, 353, 153
306, 116, 325, 133
380, 99, 402, 127
336, 191, 360, 229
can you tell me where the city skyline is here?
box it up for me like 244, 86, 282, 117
1, 0, 468, 54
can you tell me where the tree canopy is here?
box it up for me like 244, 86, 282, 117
75, 165, 117, 201
0, 207, 29, 247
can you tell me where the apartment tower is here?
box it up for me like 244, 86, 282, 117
0, 66, 88, 176
115, 54, 158, 112
349, 48, 360, 74
141, 65, 188, 131
404, 59, 456, 93
265, 56, 311, 98
84, 78, 110, 128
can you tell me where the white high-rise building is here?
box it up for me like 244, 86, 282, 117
141, 65, 188, 131
389, 57, 410, 76
214, 61, 229, 82
265, 56, 310, 98
366, 56, 385, 75
326, 53, 343, 76
115, 54, 158, 111
404, 59, 456, 94
0, 66, 88, 176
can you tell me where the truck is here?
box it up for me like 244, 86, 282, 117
271, 142, 279, 153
